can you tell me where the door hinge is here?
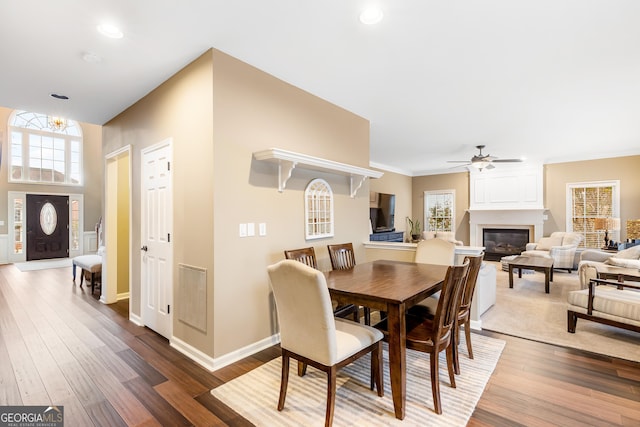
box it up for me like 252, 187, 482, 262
167, 233, 171, 243
167, 161, 170, 171
167, 305, 170, 314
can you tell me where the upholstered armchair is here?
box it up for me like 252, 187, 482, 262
521, 231, 583, 272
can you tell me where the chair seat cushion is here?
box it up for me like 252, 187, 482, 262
334, 318, 383, 363
73, 255, 102, 273
568, 286, 640, 322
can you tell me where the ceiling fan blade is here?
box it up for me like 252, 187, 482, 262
486, 163, 496, 170
446, 160, 471, 163
492, 158, 523, 163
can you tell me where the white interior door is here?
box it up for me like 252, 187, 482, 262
141, 140, 173, 338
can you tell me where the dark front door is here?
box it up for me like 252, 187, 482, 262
26, 194, 69, 261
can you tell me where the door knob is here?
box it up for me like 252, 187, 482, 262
141, 245, 148, 252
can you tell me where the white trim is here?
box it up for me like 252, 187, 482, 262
566, 180, 621, 244
424, 189, 456, 234
116, 292, 130, 301
171, 333, 282, 372
0, 235, 8, 264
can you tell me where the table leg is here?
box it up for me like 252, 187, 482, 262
508, 265, 514, 288
544, 268, 550, 293
550, 267, 554, 282
518, 268, 523, 278
386, 303, 406, 420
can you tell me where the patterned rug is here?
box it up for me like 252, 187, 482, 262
211, 334, 505, 426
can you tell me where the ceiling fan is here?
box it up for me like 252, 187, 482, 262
447, 145, 523, 171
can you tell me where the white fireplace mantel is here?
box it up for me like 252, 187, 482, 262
468, 208, 547, 247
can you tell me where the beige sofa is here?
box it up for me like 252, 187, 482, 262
521, 231, 583, 272
577, 246, 640, 288
421, 231, 463, 246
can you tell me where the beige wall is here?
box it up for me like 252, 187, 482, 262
103, 49, 372, 360
411, 172, 470, 245
543, 156, 640, 240
369, 169, 412, 240
0, 106, 103, 238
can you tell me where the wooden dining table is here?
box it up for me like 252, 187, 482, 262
324, 259, 449, 420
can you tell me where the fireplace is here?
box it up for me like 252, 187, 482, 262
483, 228, 530, 261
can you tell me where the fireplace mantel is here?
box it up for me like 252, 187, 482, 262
468, 208, 547, 248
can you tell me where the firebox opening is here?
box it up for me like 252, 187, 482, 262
483, 228, 530, 261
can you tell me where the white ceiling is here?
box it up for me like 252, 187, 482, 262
2, 0, 640, 175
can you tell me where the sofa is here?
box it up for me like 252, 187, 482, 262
577, 246, 640, 288
521, 231, 583, 272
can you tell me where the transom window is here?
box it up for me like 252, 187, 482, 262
424, 190, 455, 232
567, 181, 620, 248
8, 110, 82, 185
305, 179, 334, 240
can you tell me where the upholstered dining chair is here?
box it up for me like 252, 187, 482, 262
414, 238, 456, 266
285, 247, 359, 323
327, 243, 371, 325
377, 260, 470, 414
267, 260, 384, 427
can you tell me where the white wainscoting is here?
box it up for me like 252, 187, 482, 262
469, 165, 543, 211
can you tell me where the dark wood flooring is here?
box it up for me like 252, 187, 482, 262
1, 263, 639, 425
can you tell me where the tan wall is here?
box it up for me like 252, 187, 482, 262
102, 48, 371, 360
103, 51, 215, 316
116, 155, 130, 295
369, 169, 412, 241
411, 172, 470, 245
0, 106, 103, 237
544, 156, 640, 240
210, 50, 370, 357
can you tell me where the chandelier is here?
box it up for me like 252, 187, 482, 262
47, 116, 68, 132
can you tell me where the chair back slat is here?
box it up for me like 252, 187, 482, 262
327, 243, 356, 270
433, 260, 470, 340
284, 247, 318, 269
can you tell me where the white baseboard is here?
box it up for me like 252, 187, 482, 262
171, 333, 281, 372
129, 312, 143, 326
470, 319, 482, 331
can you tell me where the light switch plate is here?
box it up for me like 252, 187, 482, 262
247, 222, 255, 236
239, 223, 247, 237
259, 223, 267, 236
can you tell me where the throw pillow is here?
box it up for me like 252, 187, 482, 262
536, 236, 563, 251
615, 245, 640, 260
604, 257, 640, 269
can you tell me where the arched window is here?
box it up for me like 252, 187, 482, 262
8, 110, 83, 185
305, 178, 334, 240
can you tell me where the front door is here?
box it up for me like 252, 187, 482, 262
141, 140, 173, 338
26, 194, 69, 261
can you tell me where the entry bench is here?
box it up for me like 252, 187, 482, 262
72, 252, 103, 295
567, 277, 640, 334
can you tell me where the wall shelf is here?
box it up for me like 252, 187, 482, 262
253, 148, 383, 198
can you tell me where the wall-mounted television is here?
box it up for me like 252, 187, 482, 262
370, 192, 395, 233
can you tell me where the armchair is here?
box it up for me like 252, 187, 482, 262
521, 231, 583, 272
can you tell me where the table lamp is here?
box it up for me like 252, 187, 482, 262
594, 217, 620, 248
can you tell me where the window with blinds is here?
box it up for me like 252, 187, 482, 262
424, 190, 455, 232
568, 181, 620, 248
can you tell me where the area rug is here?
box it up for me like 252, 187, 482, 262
481, 261, 640, 362
14, 258, 72, 272
211, 334, 505, 426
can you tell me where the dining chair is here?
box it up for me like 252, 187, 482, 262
414, 238, 456, 265
377, 260, 470, 414
267, 259, 384, 427
285, 246, 360, 323
410, 255, 484, 375
327, 243, 371, 325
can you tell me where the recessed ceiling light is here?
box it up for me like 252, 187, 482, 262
97, 23, 124, 39
82, 52, 102, 64
359, 7, 384, 25
50, 93, 69, 100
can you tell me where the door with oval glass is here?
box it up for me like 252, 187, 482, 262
26, 194, 69, 261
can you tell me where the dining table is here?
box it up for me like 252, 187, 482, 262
324, 259, 449, 420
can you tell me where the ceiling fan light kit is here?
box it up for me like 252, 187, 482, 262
448, 145, 522, 171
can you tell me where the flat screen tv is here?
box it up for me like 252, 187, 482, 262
370, 192, 395, 233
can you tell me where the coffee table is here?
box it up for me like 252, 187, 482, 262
508, 255, 554, 293
594, 264, 640, 282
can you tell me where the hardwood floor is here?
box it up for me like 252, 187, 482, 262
1, 263, 639, 426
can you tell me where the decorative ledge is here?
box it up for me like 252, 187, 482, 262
253, 148, 383, 198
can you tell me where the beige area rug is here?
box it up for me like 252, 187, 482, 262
481, 261, 640, 362
14, 258, 72, 272
211, 334, 505, 426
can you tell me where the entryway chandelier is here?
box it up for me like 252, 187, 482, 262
47, 116, 68, 132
